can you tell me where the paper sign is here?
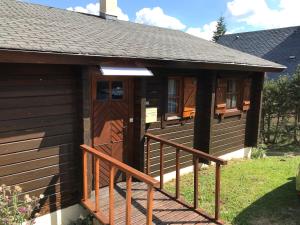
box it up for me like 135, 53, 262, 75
146, 107, 158, 123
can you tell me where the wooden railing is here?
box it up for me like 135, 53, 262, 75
145, 133, 227, 223
80, 144, 159, 225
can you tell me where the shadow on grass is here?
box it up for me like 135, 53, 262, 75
234, 178, 300, 225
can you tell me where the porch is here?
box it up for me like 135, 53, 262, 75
80, 133, 227, 225
88, 182, 218, 225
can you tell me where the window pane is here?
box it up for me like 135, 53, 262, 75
168, 98, 178, 113
227, 80, 237, 92
226, 79, 238, 109
112, 81, 124, 100
167, 79, 179, 114
232, 94, 237, 108
168, 79, 178, 97
226, 96, 231, 109
232, 80, 237, 92
96, 81, 109, 100
227, 80, 232, 92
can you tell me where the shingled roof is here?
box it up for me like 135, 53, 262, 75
0, 0, 285, 71
218, 26, 300, 76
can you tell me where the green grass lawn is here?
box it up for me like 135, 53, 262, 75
165, 156, 300, 225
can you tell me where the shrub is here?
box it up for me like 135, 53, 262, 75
297, 164, 300, 192
69, 214, 93, 225
251, 145, 267, 159
0, 184, 44, 225
261, 65, 300, 146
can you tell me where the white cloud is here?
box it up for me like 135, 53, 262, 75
115, 7, 129, 21
186, 21, 218, 40
227, 0, 300, 28
135, 7, 186, 30
67, 2, 129, 21
67, 3, 99, 15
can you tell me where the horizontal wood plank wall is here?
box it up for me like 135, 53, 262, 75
210, 72, 251, 156
143, 77, 195, 177
211, 114, 247, 156
0, 64, 82, 215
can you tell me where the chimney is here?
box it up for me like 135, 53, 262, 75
100, 0, 118, 20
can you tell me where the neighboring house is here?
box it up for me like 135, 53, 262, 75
218, 26, 300, 78
0, 0, 285, 225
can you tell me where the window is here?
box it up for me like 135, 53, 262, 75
96, 81, 109, 101
167, 78, 181, 115
226, 80, 238, 109
96, 80, 125, 101
163, 77, 197, 123
111, 81, 124, 100
215, 77, 252, 117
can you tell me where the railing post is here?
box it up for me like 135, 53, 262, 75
160, 143, 164, 189
146, 184, 154, 225
109, 165, 115, 225
94, 156, 100, 213
82, 150, 88, 201
193, 156, 199, 209
175, 148, 180, 199
215, 163, 221, 221
126, 174, 132, 225
80, 144, 160, 225
146, 137, 151, 175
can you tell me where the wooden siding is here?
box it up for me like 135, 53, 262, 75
143, 76, 195, 177
145, 121, 195, 177
211, 114, 247, 156
0, 64, 82, 215
210, 72, 263, 156
137, 71, 263, 172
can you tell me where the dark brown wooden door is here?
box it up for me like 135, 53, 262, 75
92, 76, 133, 187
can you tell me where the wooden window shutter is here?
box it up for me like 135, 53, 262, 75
242, 78, 251, 111
182, 77, 197, 118
215, 79, 227, 114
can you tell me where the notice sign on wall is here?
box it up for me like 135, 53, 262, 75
145, 107, 158, 123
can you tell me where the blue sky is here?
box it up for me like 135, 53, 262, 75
24, 0, 300, 40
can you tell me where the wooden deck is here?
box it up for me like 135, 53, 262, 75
90, 182, 218, 225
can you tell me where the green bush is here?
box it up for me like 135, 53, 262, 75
251, 145, 267, 159
297, 164, 300, 191
261, 65, 300, 145
69, 214, 93, 225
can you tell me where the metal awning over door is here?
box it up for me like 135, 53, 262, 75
100, 66, 153, 76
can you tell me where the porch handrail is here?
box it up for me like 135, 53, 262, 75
145, 133, 227, 165
80, 144, 159, 225
145, 132, 227, 224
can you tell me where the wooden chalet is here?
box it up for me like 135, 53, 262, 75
0, 0, 285, 224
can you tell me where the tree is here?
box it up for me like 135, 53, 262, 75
261, 77, 290, 144
260, 64, 300, 145
212, 16, 227, 42
288, 65, 300, 144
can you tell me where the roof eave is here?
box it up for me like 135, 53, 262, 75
0, 49, 286, 73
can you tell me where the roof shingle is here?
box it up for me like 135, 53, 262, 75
0, 0, 285, 71
218, 26, 300, 76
